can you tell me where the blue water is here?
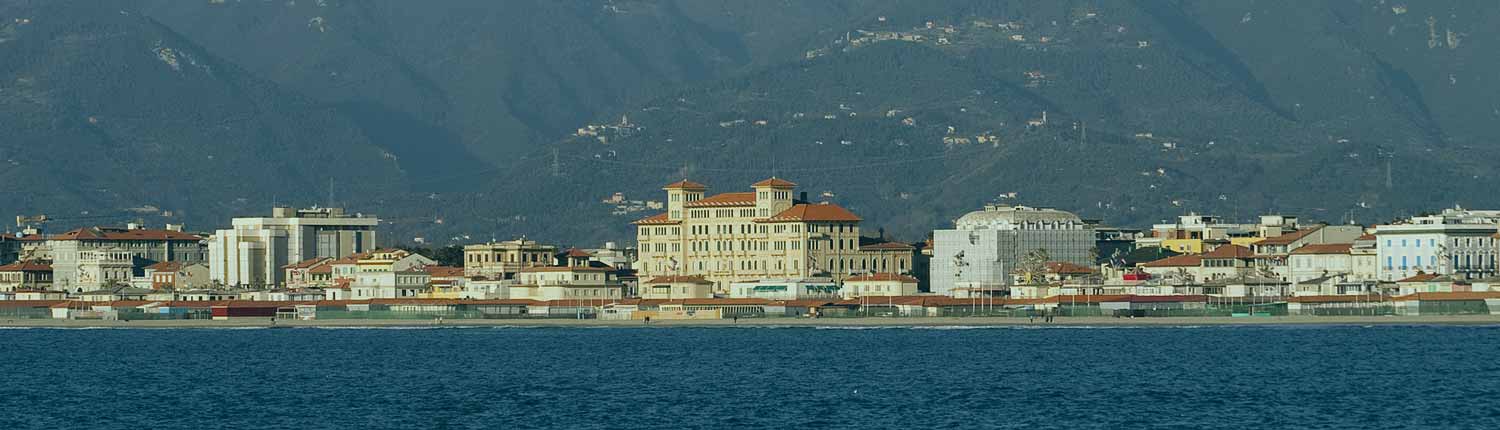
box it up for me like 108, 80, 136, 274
2, 325, 1499, 429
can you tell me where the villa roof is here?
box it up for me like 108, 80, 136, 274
662, 180, 708, 190
1290, 243, 1353, 255
685, 192, 756, 208
423, 266, 466, 277
644, 275, 713, 284
1397, 272, 1441, 283
1202, 244, 1253, 259
844, 273, 919, 283
0, 261, 51, 272
558, 248, 594, 258
282, 257, 331, 270
762, 203, 861, 222
632, 213, 680, 225
751, 177, 797, 188
1140, 254, 1203, 268
52, 227, 201, 242
145, 261, 183, 272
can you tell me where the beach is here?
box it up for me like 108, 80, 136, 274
4, 314, 1499, 328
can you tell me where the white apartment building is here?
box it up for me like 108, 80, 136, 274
1375, 208, 1500, 281
209, 207, 378, 287
507, 267, 622, 301
930, 205, 1094, 295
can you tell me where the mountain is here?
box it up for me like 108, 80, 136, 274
2, 1, 1499, 246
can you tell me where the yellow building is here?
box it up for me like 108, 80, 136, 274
634, 178, 913, 293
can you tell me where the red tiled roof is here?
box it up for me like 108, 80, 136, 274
644, 275, 713, 284
145, 261, 183, 272
1356, 234, 1376, 241
423, 266, 466, 277
1045, 261, 1097, 275
1392, 291, 1500, 302
282, 257, 331, 270
329, 252, 374, 265
1397, 272, 1440, 283
1254, 228, 1319, 246
1290, 243, 1353, 255
308, 265, 333, 275
1287, 294, 1385, 303
860, 242, 915, 251
751, 177, 797, 188
1202, 244, 1253, 259
559, 248, 594, 258
632, 213, 680, 225
685, 192, 756, 208
53, 227, 201, 242
662, 180, 708, 190
844, 273, 919, 283
762, 203, 862, 222
1140, 254, 1203, 268
0, 261, 51, 272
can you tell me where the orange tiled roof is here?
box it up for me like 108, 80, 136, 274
281, 257, 330, 270
1202, 244, 1253, 259
762, 203, 862, 222
423, 266, 466, 277
751, 177, 797, 188
53, 227, 201, 242
1140, 254, 1203, 268
632, 213, 680, 225
517, 266, 613, 273
559, 248, 594, 258
644, 275, 713, 284
685, 192, 756, 208
1290, 243, 1353, 255
0, 261, 51, 272
844, 273, 919, 283
1356, 234, 1376, 241
1397, 272, 1441, 283
662, 180, 708, 190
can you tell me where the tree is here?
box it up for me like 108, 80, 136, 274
1013, 248, 1051, 285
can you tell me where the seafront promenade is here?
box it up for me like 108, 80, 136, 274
6, 314, 1499, 328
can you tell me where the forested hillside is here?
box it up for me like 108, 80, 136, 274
1, 0, 1497, 246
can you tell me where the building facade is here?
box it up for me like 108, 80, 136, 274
930, 205, 1094, 296
209, 207, 379, 288
633, 178, 913, 293
463, 238, 558, 279
48, 226, 207, 293
1375, 209, 1500, 281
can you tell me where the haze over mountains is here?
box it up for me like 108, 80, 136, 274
2, 0, 1498, 245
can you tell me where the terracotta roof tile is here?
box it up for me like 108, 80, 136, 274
281, 257, 331, 270
1290, 243, 1353, 255
1202, 244, 1253, 259
53, 227, 202, 242
0, 261, 51, 272
644, 275, 713, 284
751, 177, 797, 188
662, 180, 708, 190
423, 266, 466, 277
684, 192, 756, 208
844, 273, 919, 283
1140, 254, 1203, 268
762, 203, 861, 222
859, 242, 915, 251
632, 213, 680, 225
1396, 272, 1441, 283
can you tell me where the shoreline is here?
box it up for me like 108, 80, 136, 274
3, 314, 1499, 328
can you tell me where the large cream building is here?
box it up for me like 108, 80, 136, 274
633, 178, 913, 293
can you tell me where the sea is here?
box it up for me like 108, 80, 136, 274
2, 325, 1498, 429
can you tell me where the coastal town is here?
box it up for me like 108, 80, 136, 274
2, 177, 1498, 322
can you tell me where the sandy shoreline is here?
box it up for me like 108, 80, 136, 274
3, 315, 1499, 328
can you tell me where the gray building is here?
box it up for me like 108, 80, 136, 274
209, 207, 379, 287
930, 205, 1095, 296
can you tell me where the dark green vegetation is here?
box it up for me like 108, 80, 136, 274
2, 1, 1497, 246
